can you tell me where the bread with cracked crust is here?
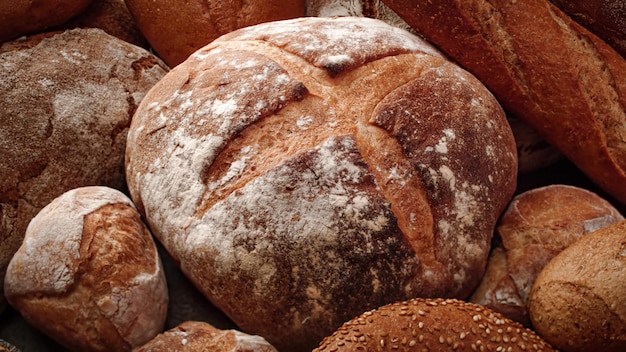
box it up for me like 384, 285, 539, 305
125, 17, 518, 351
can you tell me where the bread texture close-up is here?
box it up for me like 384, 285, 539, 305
134, 321, 278, 352
0, 0, 92, 42
4, 186, 168, 352
382, 0, 626, 205
529, 219, 626, 352
0, 28, 168, 314
314, 298, 556, 351
470, 184, 624, 326
124, 0, 306, 67
125, 16, 518, 351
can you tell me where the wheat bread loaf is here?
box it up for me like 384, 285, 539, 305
0, 27, 168, 314
381, 0, 626, 205
314, 298, 556, 352
125, 17, 518, 351
4, 186, 168, 352
529, 219, 626, 352
470, 184, 624, 326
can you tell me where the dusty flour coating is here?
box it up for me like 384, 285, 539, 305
126, 17, 517, 351
5, 187, 134, 295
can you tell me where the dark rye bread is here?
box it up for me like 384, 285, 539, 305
125, 17, 517, 351
314, 298, 556, 352
382, 0, 626, 205
0, 28, 167, 313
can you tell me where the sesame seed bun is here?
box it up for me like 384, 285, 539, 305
314, 298, 556, 352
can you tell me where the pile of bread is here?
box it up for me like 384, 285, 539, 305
1, 0, 625, 351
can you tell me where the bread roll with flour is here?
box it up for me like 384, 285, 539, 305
125, 17, 518, 351
4, 186, 168, 352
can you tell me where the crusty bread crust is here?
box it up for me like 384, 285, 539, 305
134, 321, 277, 352
314, 298, 556, 351
126, 17, 517, 351
4, 187, 168, 352
382, 0, 626, 205
471, 185, 624, 326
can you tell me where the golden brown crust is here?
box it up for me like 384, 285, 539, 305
0, 0, 92, 42
0, 28, 167, 313
529, 220, 626, 352
126, 17, 517, 351
134, 321, 278, 352
4, 187, 168, 352
124, 0, 306, 66
382, 0, 626, 205
314, 298, 556, 352
471, 185, 623, 326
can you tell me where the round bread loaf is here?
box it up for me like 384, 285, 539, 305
314, 298, 556, 351
0, 0, 92, 42
4, 186, 168, 352
135, 321, 277, 352
470, 184, 624, 326
124, 0, 306, 67
550, 0, 626, 57
0, 28, 167, 313
529, 219, 626, 352
125, 17, 518, 351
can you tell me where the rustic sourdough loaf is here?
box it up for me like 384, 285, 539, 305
134, 321, 277, 352
4, 186, 168, 352
0, 28, 167, 314
382, 0, 626, 205
125, 17, 518, 351
470, 184, 624, 326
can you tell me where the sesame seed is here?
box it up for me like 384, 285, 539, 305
473, 315, 481, 321
460, 332, 466, 339
409, 340, 417, 347
418, 321, 424, 329
380, 339, 385, 347
439, 336, 445, 344
418, 310, 426, 316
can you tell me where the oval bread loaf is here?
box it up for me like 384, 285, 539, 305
4, 186, 168, 352
529, 219, 626, 352
125, 17, 518, 351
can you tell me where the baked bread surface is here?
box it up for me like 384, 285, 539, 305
126, 17, 518, 351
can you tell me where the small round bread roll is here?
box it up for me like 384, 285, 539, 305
4, 186, 168, 352
126, 17, 518, 351
529, 220, 626, 352
314, 298, 556, 351
0, 27, 167, 313
135, 321, 277, 352
0, 0, 92, 42
124, 0, 306, 66
470, 184, 623, 325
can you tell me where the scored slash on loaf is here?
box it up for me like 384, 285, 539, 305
125, 16, 518, 351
